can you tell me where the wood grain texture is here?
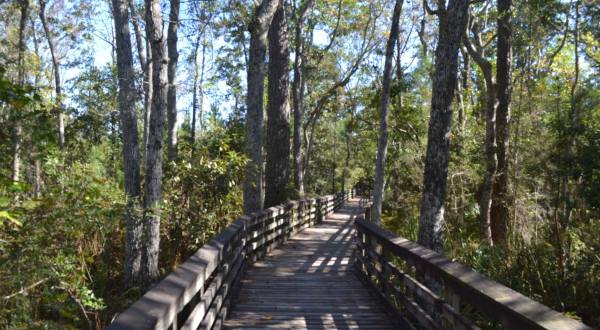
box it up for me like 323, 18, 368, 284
224, 199, 399, 329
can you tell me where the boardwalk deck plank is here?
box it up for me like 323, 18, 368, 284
223, 200, 399, 329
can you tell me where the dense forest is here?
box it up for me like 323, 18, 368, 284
0, 0, 599, 328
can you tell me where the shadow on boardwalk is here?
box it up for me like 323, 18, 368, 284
224, 199, 398, 329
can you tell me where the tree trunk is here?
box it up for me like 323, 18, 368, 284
128, 0, 152, 163
39, 0, 65, 149
191, 37, 207, 149
142, 0, 168, 286
418, 0, 469, 252
265, 1, 291, 208
490, 0, 513, 246
112, 0, 143, 288
12, 0, 28, 183
198, 40, 206, 134
166, 0, 180, 161
243, 0, 279, 214
372, 0, 403, 224
191, 32, 200, 150
292, 0, 314, 198
479, 82, 497, 244
143, 39, 153, 163
463, 16, 497, 245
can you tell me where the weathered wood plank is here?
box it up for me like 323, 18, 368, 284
356, 218, 593, 330
224, 200, 397, 329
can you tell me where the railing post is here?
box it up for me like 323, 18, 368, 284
316, 197, 322, 223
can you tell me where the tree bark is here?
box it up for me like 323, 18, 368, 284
490, 0, 512, 246
39, 0, 65, 149
112, 0, 143, 288
166, 0, 180, 161
265, 0, 291, 207
372, 0, 403, 224
243, 0, 279, 214
418, 0, 469, 252
128, 0, 152, 163
12, 0, 28, 183
463, 15, 497, 245
142, 0, 167, 286
191, 32, 200, 149
191, 34, 207, 149
292, 0, 314, 198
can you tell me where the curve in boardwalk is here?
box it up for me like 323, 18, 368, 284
224, 199, 398, 329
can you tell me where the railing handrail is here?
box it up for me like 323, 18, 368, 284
107, 190, 354, 330
354, 217, 592, 330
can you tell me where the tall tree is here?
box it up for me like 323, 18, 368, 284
243, 0, 279, 214
112, 0, 143, 287
128, 0, 152, 163
463, 12, 497, 245
291, 0, 314, 197
190, 31, 204, 149
39, 0, 65, 149
265, 0, 291, 207
371, 0, 403, 224
142, 0, 167, 284
490, 0, 512, 246
12, 0, 29, 183
166, 0, 180, 161
418, 0, 469, 252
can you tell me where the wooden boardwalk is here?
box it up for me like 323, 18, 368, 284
109, 192, 590, 330
224, 199, 398, 329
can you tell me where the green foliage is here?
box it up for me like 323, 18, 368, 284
161, 119, 246, 264
1, 145, 123, 328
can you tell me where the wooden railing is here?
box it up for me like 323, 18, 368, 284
354, 205, 592, 330
107, 190, 353, 330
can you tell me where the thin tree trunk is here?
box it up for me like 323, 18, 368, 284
372, 0, 403, 224
292, 0, 314, 198
343, 131, 350, 192
463, 17, 497, 245
112, 0, 143, 288
128, 0, 152, 163
490, 0, 512, 246
39, 0, 65, 149
191, 32, 200, 150
166, 0, 180, 161
143, 39, 153, 163
191, 36, 207, 148
265, 0, 291, 207
198, 37, 206, 134
456, 49, 468, 132
31, 17, 42, 197
418, 0, 469, 252
243, 0, 279, 214
479, 83, 497, 244
142, 0, 167, 286
12, 0, 28, 183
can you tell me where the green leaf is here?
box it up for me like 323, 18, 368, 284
0, 211, 22, 227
